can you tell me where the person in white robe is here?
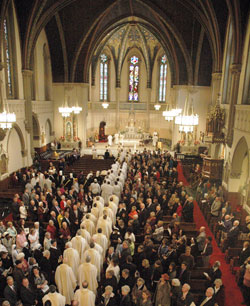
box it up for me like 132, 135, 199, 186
79, 225, 91, 244
101, 181, 114, 204
55, 259, 76, 305
78, 256, 98, 293
114, 133, 119, 145
108, 199, 118, 218
97, 215, 112, 238
63, 242, 80, 277
101, 206, 115, 225
42, 285, 66, 306
81, 212, 97, 226
90, 179, 101, 196
80, 216, 95, 236
107, 135, 113, 146
109, 195, 119, 206
93, 195, 104, 206
71, 230, 88, 263
91, 203, 100, 219
153, 132, 158, 147
83, 242, 102, 280
113, 182, 121, 199
73, 282, 95, 306
92, 228, 108, 256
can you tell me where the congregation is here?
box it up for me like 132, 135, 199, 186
0, 148, 249, 306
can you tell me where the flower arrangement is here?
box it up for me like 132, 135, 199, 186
194, 140, 200, 145
178, 140, 185, 145
60, 136, 65, 142
73, 136, 80, 142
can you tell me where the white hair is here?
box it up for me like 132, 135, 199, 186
121, 285, 130, 294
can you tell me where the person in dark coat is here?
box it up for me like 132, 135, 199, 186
223, 220, 240, 251
177, 262, 190, 285
198, 287, 215, 306
11, 197, 20, 221
118, 269, 134, 293
100, 285, 117, 306
103, 270, 118, 294
182, 197, 194, 222
4, 276, 18, 306
239, 241, 250, 266
12, 261, 25, 293
20, 278, 37, 306
119, 285, 132, 306
205, 261, 222, 286
213, 279, 225, 306
49, 240, 62, 271
176, 283, 194, 306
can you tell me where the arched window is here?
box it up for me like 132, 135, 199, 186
100, 54, 108, 101
159, 55, 167, 102
3, 18, 13, 97
129, 56, 139, 102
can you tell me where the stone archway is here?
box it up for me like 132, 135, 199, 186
32, 113, 41, 141
230, 137, 249, 201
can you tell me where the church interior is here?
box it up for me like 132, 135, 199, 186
0, 0, 250, 305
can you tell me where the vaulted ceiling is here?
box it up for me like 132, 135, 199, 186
8, 0, 250, 86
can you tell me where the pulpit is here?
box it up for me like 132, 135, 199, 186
202, 157, 224, 180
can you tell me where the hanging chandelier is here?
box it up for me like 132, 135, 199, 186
72, 88, 82, 114
0, 99, 16, 130
59, 92, 73, 117
102, 102, 109, 109
0, 110, 16, 129
154, 103, 161, 111
175, 97, 199, 133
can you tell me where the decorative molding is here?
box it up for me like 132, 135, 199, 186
230, 63, 241, 74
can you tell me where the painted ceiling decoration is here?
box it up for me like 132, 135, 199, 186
1, 0, 249, 86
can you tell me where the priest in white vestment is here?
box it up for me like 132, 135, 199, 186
91, 203, 100, 219
73, 282, 95, 306
109, 195, 119, 206
92, 228, 108, 256
79, 225, 91, 244
97, 215, 112, 238
78, 256, 98, 293
83, 242, 102, 280
42, 285, 66, 306
80, 216, 95, 236
71, 230, 88, 263
81, 212, 97, 226
55, 259, 76, 305
63, 242, 80, 277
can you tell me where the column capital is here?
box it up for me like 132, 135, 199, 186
22, 69, 33, 77
230, 64, 241, 74
0, 62, 5, 71
212, 72, 222, 80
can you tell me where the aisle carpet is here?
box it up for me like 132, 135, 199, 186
177, 162, 244, 306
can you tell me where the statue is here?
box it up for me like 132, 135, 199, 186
99, 121, 107, 142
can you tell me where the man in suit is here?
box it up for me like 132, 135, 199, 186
20, 278, 37, 306
223, 220, 240, 252
182, 197, 194, 222
4, 276, 17, 306
177, 262, 190, 285
49, 240, 62, 271
199, 287, 215, 306
177, 283, 193, 306
12, 260, 25, 293
201, 236, 213, 267
119, 285, 131, 306
239, 241, 250, 265
196, 226, 206, 253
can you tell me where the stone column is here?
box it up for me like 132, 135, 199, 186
146, 87, 151, 132
80, 83, 89, 149
226, 64, 241, 147
115, 87, 120, 131
22, 69, 34, 157
211, 72, 222, 105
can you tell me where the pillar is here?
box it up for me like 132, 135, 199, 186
226, 64, 241, 147
115, 87, 120, 130
211, 72, 222, 105
146, 87, 151, 131
22, 69, 34, 157
79, 83, 89, 149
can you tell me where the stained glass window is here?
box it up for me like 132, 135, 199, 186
159, 55, 167, 102
4, 19, 13, 97
129, 56, 139, 102
100, 54, 108, 101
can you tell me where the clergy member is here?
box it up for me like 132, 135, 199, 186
78, 255, 98, 293
63, 242, 80, 277
55, 258, 76, 305
42, 285, 66, 306
73, 281, 95, 306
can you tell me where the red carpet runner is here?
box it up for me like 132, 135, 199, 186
177, 162, 244, 306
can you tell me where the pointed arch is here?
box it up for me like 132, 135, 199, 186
231, 136, 249, 178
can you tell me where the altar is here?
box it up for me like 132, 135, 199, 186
60, 141, 80, 150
